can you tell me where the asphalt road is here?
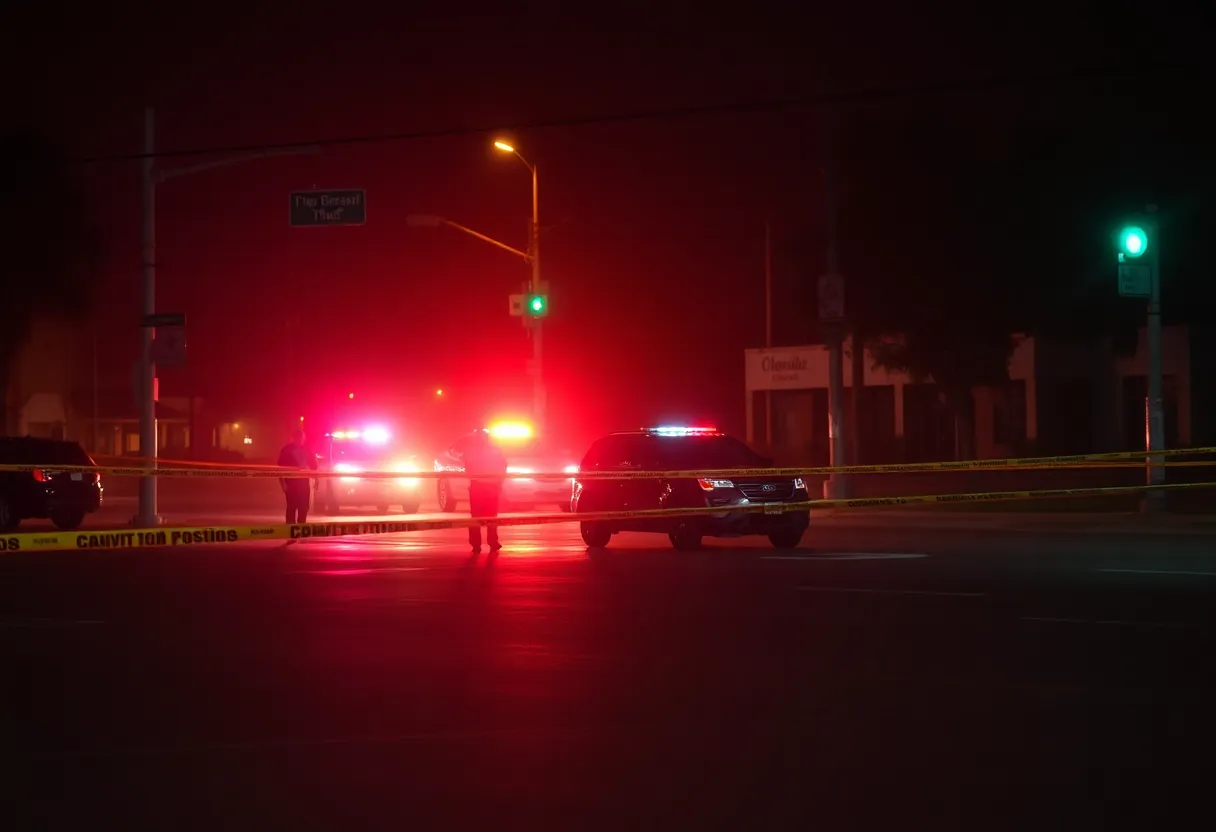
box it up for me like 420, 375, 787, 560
2, 521, 1214, 829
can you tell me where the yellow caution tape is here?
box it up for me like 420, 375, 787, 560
1, 444, 1216, 481
4, 479, 1214, 554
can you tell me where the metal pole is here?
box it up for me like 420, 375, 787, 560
530, 163, 545, 435
824, 151, 848, 497
763, 222, 773, 449
1144, 209, 1165, 512
137, 107, 159, 526
91, 327, 99, 453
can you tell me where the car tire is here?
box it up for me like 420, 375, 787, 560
580, 522, 611, 548
0, 496, 18, 532
668, 522, 702, 551
437, 481, 458, 513
768, 528, 804, 550
50, 509, 86, 531
400, 501, 421, 515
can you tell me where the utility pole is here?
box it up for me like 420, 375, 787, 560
764, 221, 773, 449
136, 107, 318, 526
820, 130, 848, 498
137, 107, 158, 526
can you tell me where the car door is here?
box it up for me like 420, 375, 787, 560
622, 436, 669, 530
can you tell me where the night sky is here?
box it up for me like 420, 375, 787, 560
5, 9, 1210, 446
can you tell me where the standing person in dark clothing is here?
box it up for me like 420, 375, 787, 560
463, 429, 508, 555
278, 428, 318, 524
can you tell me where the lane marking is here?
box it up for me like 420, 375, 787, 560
29, 727, 581, 761
1021, 616, 1194, 629
764, 553, 928, 561
0, 618, 106, 629
290, 567, 429, 576
794, 586, 983, 597
1097, 569, 1216, 577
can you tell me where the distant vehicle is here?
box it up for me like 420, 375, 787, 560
434, 421, 579, 513
317, 425, 424, 515
0, 437, 103, 532
571, 426, 809, 550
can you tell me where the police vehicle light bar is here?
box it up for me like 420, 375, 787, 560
329, 425, 392, 444
486, 421, 533, 440
648, 425, 719, 436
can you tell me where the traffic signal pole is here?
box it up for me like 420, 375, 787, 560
1145, 210, 1165, 512
529, 161, 546, 437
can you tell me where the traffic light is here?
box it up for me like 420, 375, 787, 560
1118, 225, 1148, 259
526, 294, 548, 316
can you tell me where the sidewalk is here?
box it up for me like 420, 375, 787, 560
813, 507, 1216, 534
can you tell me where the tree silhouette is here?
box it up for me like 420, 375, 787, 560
0, 129, 100, 432
839, 111, 1057, 457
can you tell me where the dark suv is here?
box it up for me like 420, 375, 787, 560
0, 437, 103, 532
571, 427, 809, 550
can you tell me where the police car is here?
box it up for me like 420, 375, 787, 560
433, 421, 579, 513
571, 425, 810, 550
317, 425, 424, 515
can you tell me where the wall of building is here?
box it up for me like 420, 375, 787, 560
744, 327, 1190, 464
5, 316, 85, 437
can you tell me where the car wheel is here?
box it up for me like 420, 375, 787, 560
0, 496, 18, 532
768, 528, 805, 550
668, 522, 702, 551
580, 522, 611, 548
50, 509, 86, 531
400, 501, 421, 515
437, 481, 458, 513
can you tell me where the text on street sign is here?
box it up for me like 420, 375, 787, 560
290, 189, 367, 227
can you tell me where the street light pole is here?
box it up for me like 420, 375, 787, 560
136, 107, 319, 526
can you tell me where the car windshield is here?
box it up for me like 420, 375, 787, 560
651, 435, 765, 469
327, 440, 409, 466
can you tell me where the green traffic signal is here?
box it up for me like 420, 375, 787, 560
527, 294, 547, 315
1118, 225, 1148, 259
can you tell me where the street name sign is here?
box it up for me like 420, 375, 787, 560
290, 189, 367, 227
1118, 263, 1151, 298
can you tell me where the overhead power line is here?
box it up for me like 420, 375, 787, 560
77, 63, 1192, 166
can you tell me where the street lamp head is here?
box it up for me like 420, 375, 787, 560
493, 140, 515, 153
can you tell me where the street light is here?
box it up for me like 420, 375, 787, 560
136, 107, 318, 527
492, 138, 545, 434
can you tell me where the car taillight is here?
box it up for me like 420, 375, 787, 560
32, 469, 48, 482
